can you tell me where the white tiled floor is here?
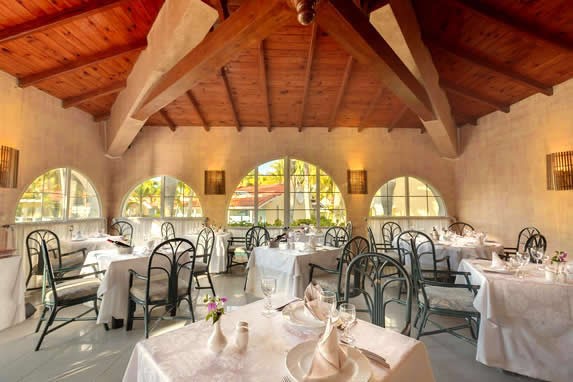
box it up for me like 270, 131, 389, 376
0, 270, 540, 382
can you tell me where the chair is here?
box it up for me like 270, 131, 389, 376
323, 226, 349, 248
341, 252, 413, 336
367, 226, 385, 252
161, 222, 175, 240
26, 229, 87, 289
345, 221, 353, 239
227, 226, 270, 272
381, 221, 402, 249
309, 236, 369, 301
126, 238, 196, 338
524, 233, 547, 262
448, 222, 474, 236
226, 233, 247, 272
110, 220, 134, 246
35, 240, 108, 351
193, 227, 216, 296
396, 230, 451, 281
504, 227, 540, 258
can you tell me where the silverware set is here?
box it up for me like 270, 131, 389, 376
274, 299, 301, 312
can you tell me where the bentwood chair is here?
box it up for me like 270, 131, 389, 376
324, 226, 349, 248
504, 227, 540, 259
26, 229, 87, 289
448, 222, 474, 236
309, 236, 370, 301
381, 221, 402, 249
524, 233, 547, 262
110, 220, 134, 246
35, 240, 108, 351
161, 222, 176, 240
367, 226, 386, 252
397, 230, 451, 281
126, 238, 196, 338
345, 221, 353, 239
341, 252, 413, 336
193, 227, 216, 296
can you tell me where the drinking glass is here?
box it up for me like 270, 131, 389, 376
339, 303, 356, 344
319, 290, 339, 322
515, 252, 530, 278
261, 277, 277, 317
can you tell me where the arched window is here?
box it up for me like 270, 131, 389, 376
121, 176, 202, 218
228, 158, 346, 227
370, 176, 446, 217
15, 168, 101, 223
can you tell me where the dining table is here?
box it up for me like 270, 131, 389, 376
122, 295, 436, 382
184, 231, 232, 273
0, 251, 25, 331
61, 235, 123, 253
245, 245, 342, 298
457, 259, 573, 382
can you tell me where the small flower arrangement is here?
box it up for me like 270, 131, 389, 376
204, 295, 227, 324
551, 251, 568, 263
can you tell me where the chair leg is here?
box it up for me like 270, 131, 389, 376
126, 299, 136, 331
170, 303, 177, 317
35, 306, 48, 333
26, 269, 33, 289
416, 310, 430, 340
35, 307, 57, 351
143, 305, 149, 339
206, 272, 216, 296
413, 307, 422, 329
243, 273, 248, 291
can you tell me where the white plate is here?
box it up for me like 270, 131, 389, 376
286, 340, 371, 382
482, 266, 512, 274
282, 301, 325, 329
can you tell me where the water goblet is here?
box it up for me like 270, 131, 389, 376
339, 303, 356, 344
261, 277, 277, 317
319, 290, 339, 322
516, 251, 530, 278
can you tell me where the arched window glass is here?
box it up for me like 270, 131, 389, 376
228, 158, 346, 227
121, 176, 202, 218
370, 176, 446, 217
15, 168, 101, 223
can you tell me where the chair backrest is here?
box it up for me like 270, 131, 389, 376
524, 233, 547, 261
516, 227, 540, 253
397, 230, 440, 281
448, 222, 474, 236
334, 236, 370, 296
381, 222, 402, 248
196, 227, 215, 264
323, 226, 349, 248
367, 226, 378, 251
27, 229, 61, 270
344, 252, 413, 336
245, 226, 270, 251
110, 220, 134, 246
161, 222, 175, 240
39, 239, 58, 304
345, 221, 353, 239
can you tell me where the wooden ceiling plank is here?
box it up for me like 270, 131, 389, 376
258, 40, 272, 132
186, 90, 209, 132
358, 86, 384, 132
316, 0, 434, 122
328, 56, 354, 132
387, 105, 408, 133
62, 81, 126, 109
220, 67, 241, 132
440, 79, 510, 113
19, 40, 147, 88
133, 0, 293, 121
0, 0, 126, 44
159, 109, 177, 132
298, 23, 318, 133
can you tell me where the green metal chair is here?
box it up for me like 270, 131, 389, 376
448, 222, 474, 236
110, 220, 134, 246
381, 221, 402, 250
193, 227, 216, 296
503, 226, 540, 259
323, 226, 349, 248
161, 222, 175, 240
397, 230, 451, 280
367, 226, 386, 252
524, 233, 547, 263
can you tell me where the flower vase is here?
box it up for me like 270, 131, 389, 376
207, 319, 227, 353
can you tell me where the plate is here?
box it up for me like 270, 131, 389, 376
482, 266, 512, 274
282, 301, 325, 329
286, 340, 371, 382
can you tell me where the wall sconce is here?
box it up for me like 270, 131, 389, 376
205, 170, 226, 195
547, 151, 573, 190
347, 170, 367, 194
0, 146, 19, 189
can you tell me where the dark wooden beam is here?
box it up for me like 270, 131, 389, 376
220, 67, 241, 132
447, 0, 573, 53
455, 113, 478, 127
134, 0, 292, 121
62, 81, 125, 109
0, 0, 125, 44
440, 79, 510, 113
93, 113, 110, 123
258, 40, 272, 132
159, 109, 177, 132
328, 56, 354, 132
387, 105, 408, 133
298, 23, 318, 133
358, 87, 384, 132
20, 40, 147, 88
186, 90, 209, 132
427, 38, 553, 96
316, 0, 434, 121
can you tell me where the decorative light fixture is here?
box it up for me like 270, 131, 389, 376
347, 170, 367, 194
0, 146, 19, 188
547, 150, 573, 190
205, 170, 226, 195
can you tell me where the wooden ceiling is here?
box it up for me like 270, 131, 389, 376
0, 0, 571, 131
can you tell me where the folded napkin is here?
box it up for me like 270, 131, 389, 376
491, 252, 506, 269
304, 282, 327, 322
304, 318, 348, 381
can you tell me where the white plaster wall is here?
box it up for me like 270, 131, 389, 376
455, 79, 573, 252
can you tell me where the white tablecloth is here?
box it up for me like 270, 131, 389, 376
184, 232, 231, 273
61, 235, 123, 253
122, 296, 435, 382
457, 259, 573, 382
245, 246, 341, 298
0, 255, 25, 331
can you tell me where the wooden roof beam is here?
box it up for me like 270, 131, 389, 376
298, 23, 318, 133
94, 113, 110, 123
387, 105, 408, 133
62, 81, 125, 109
0, 0, 125, 44
358, 87, 384, 132
220, 67, 241, 132
328, 56, 354, 132
186, 91, 209, 132
440, 79, 510, 113
203, 0, 229, 22
133, 0, 292, 122
159, 109, 177, 132
258, 40, 272, 132
20, 40, 147, 88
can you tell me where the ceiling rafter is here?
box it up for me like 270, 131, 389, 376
258, 40, 272, 132
440, 79, 510, 113
186, 90, 209, 132
62, 81, 126, 109
328, 56, 354, 132
93, 113, 110, 123
159, 109, 177, 132
19, 40, 147, 88
298, 23, 319, 133
0, 0, 126, 44
387, 105, 409, 133
358, 87, 384, 132
220, 67, 241, 132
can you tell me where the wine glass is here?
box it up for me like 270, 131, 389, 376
515, 252, 530, 278
319, 290, 339, 322
261, 277, 277, 317
339, 303, 356, 344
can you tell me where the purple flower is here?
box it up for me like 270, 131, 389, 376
220, 297, 228, 303
207, 302, 217, 312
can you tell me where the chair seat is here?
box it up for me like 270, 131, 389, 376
57, 253, 85, 269
46, 279, 100, 304
313, 273, 342, 293
130, 277, 189, 302
420, 286, 476, 312
194, 262, 208, 274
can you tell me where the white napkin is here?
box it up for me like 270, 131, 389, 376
304, 282, 327, 322
304, 318, 348, 381
491, 252, 506, 269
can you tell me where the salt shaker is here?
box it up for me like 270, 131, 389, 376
234, 321, 249, 352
